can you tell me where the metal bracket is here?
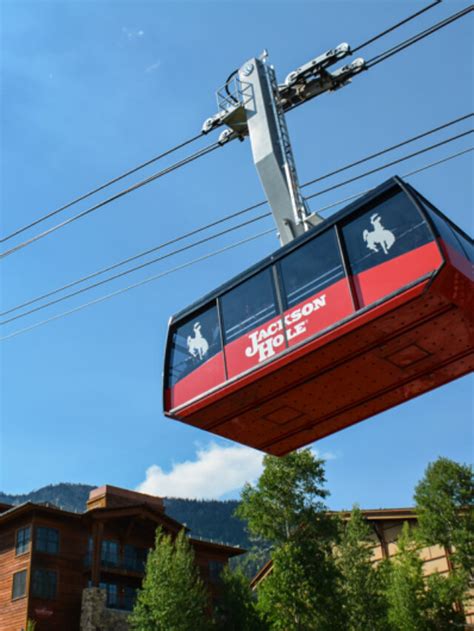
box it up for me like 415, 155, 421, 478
201, 47, 366, 244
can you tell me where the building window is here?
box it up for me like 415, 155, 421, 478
31, 568, 57, 600
100, 581, 118, 608
208, 560, 224, 582
35, 526, 59, 554
101, 540, 119, 567
16, 526, 31, 555
123, 586, 138, 611
123, 544, 147, 572
12, 570, 27, 599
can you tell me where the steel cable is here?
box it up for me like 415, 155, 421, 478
0, 133, 205, 244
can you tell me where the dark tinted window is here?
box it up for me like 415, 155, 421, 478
32, 569, 57, 599
123, 586, 138, 611
221, 268, 279, 344
168, 302, 222, 387
35, 526, 59, 554
101, 540, 119, 567
16, 526, 30, 555
342, 189, 433, 276
12, 570, 27, 599
99, 581, 118, 608
123, 544, 147, 572
208, 560, 225, 583
279, 228, 345, 309
418, 196, 473, 263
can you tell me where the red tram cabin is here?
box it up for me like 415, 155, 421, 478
163, 177, 473, 455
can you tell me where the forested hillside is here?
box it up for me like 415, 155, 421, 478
0, 483, 250, 548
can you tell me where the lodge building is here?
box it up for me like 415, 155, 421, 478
0, 485, 244, 631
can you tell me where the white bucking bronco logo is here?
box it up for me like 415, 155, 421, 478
187, 322, 209, 360
363, 213, 396, 255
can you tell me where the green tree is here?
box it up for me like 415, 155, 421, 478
414, 457, 474, 573
236, 450, 333, 546
130, 528, 210, 631
213, 566, 266, 631
236, 449, 345, 630
335, 506, 389, 630
386, 522, 429, 631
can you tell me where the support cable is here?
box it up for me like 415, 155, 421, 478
0, 132, 205, 244
1, 144, 471, 331
306, 146, 474, 218
0, 229, 275, 342
301, 113, 472, 189
351, 0, 442, 54
0, 201, 267, 317
1, 141, 470, 342
0, 212, 272, 326
2, 118, 471, 319
304, 129, 473, 202
365, 5, 473, 69
0, 141, 221, 259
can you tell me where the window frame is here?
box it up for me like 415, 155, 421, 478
11, 569, 28, 601
101, 539, 120, 568
31, 567, 58, 601
35, 525, 60, 555
219, 265, 283, 346
15, 525, 31, 556
276, 225, 348, 311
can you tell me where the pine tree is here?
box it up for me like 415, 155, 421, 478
335, 506, 388, 630
130, 528, 210, 631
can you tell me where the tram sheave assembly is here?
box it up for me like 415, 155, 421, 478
163, 177, 473, 455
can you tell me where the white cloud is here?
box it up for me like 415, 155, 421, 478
311, 447, 337, 461
122, 27, 145, 41
145, 60, 161, 74
136, 443, 264, 499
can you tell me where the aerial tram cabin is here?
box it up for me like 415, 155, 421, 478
163, 177, 473, 455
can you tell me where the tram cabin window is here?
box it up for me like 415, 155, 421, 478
341, 189, 440, 307
278, 228, 354, 345
220, 268, 283, 378
168, 303, 222, 387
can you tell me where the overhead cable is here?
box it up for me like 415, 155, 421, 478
0, 200, 268, 318
301, 113, 472, 189
2, 144, 471, 331
0, 141, 221, 259
351, 0, 442, 54
0, 114, 473, 324
365, 5, 473, 69
304, 129, 473, 201
306, 146, 474, 218
2, 145, 471, 342
0, 229, 275, 342
0, 132, 205, 244
0, 212, 273, 326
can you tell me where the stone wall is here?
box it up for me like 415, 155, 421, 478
80, 587, 130, 631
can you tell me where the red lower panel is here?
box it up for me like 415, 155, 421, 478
284, 278, 354, 348
165, 352, 225, 410
353, 241, 442, 307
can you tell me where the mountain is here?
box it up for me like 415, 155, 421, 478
0, 483, 250, 548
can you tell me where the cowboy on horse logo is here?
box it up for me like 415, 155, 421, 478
187, 322, 209, 360
363, 213, 396, 255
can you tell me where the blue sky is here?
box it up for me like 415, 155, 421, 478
1, 0, 472, 508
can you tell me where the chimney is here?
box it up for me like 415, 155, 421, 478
86, 485, 164, 512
